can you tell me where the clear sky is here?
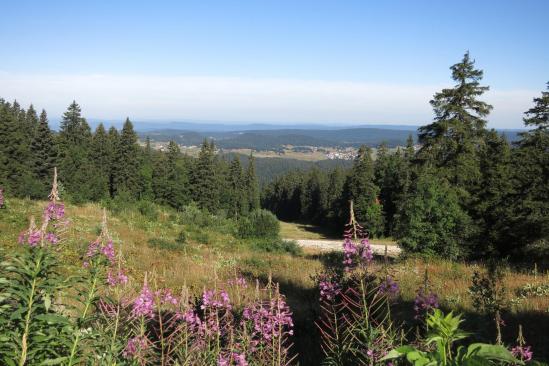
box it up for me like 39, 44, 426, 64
0, 0, 547, 128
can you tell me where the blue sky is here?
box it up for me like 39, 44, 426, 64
0, 0, 547, 128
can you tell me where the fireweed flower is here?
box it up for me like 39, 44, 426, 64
44, 202, 65, 220
122, 335, 149, 359
45, 232, 59, 244
132, 281, 155, 318
359, 238, 373, 264
414, 288, 439, 319
106, 268, 129, 287
218, 352, 248, 366
379, 276, 400, 299
343, 238, 358, 271
511, 345, 533, 362
0, 187, 4, 207
100, 240, 116, 264
242, 295, 294, 346
318, 273, 341, 302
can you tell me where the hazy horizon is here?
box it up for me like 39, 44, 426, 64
1, 1, 548, 129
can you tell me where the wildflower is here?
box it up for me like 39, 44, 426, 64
343, 238, 357, 271
318, 274, 341, 302
45, 232, 59, 244
122, 335, 149, 359
242, 294, 294, 344
26, 230, 42, 247
132, 281, 155, 318
158, 289, 178, 306
359, 238, 373, 264
379, 276, 400, 299
228, 276, 248, 288
511, 345, 533, 362
107, 268, 128, 287
44, 202, 65, 220
414, 288, 439, 319
0, 187, 4, 208
218, 352, 248, 366
100, 240, 116, 264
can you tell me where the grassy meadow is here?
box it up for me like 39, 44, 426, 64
1, 198, 548, 363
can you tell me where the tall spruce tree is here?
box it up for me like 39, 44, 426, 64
417, 52, 492, 191
89, 124, 111, 200
509, 83, 549, 256
30, 109, 57, 196
113, 118, 141, 198
228, 156, 247, 217
245, 153, 260, 211
191, 139, 219, 212
344, 145, 383, 236
107, 127, 120, 197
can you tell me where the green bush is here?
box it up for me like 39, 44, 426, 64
250, 238, 302, 256
137, 200, 158, 221
238, 209, 280, 239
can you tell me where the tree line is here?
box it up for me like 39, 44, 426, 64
263, 52, 548, 261
0, 101, 260, 217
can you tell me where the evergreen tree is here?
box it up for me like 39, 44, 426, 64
107, 127, 120, 197
29, 109, 57, 196
300, 168, 328, 224
89, 124, 111, 200
509, 83, 549, 256
228, 156, 247, 217
138, 136, 154, 200
325, 166, 347, 226
191, 139, 219, 211
394, 169, 471, 259
470, 130, 514, 257
344, 145, 383, 236
245, 153, 260, 211
417, 52, 492, 191
24, 104, 39, 138
113, 118, 141, 198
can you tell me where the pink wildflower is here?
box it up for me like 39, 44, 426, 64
122, 335, 149, 359
132, 281, 155, 318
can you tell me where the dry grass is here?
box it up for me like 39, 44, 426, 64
2, 198, 548, 361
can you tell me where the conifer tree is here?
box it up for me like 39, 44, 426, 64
191, 139, 219, 212
30, 110, 57, 196
24, 104, 39, 138
89, 124, 111, 200
509, 83, 549, 255
228, 156, 247, 217
113, 118, 141, 198
138, 136, 154, 200
107, 127, 120, 197
417, 52, 492, 191
344, 145, 383, 236
470, 130, 514, 257
246, 153, 260, 211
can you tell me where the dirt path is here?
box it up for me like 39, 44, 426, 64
291, 239, 401, 257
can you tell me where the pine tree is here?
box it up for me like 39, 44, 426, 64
509, 83, 549, 255
470, 130, 514, 257
245, 153, 260, 211
89, 124, 111, 200
113, 118, 141, 198
191, 139, 219, 212
138, 136, 154, 200
30, 110, 57, 196
24, 104, 39, 138
417, 52, 492, 191
107, 126, 120, 197
228, 156, 247, 217
344, 145, 383, 236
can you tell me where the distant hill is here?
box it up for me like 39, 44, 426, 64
137, 125, 524, 151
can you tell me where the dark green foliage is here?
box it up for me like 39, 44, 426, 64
246, 154, 261, 211
89, 124, 111, 200
249, 238, 302, 256
417, 52, 492, 193
394, 170, 471, 259
152, 141, 190, 209
227, 156, 248, 217
113, 118, 141, 196
30, 110, 57, 190
238, 209, 280, 238
191, 139, 219, 212
344, 146, 384, 237
147, 237, 186, 251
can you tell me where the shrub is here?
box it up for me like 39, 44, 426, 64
147, 237, 185, 251
250, 238, 302, 256
136, 199, 158, 220
238, 209, 280, 239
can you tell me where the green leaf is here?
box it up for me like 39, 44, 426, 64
40, 357, 68, 365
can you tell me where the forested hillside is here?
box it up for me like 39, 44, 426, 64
264, 53, 549, 261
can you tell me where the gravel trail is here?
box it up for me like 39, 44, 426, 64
291, 239, 401, 257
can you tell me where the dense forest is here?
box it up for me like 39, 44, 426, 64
264, 53, 549, 261
0, 101, 261, 217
